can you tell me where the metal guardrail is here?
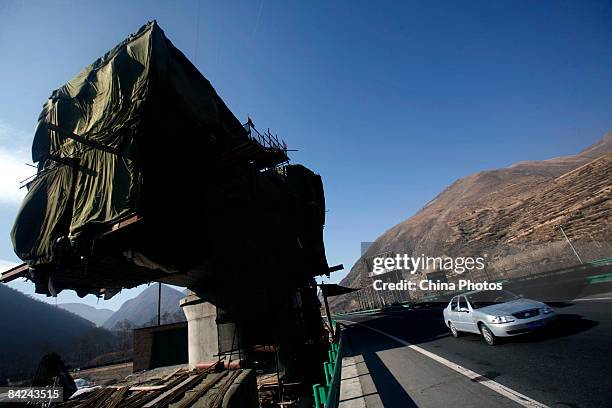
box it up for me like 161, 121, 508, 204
313, 321, 343, 408
589, 258, 612, 266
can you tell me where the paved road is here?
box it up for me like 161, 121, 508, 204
339, 299, 612, 408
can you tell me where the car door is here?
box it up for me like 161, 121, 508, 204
446, 296, 459, 325
454, 296, 469, 330
462, 296, 479, 333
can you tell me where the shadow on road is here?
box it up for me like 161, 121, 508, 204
343, 324, 419, 407
509, 314, 599, 344
348, 308, 451, 345
454, 313, 600, 345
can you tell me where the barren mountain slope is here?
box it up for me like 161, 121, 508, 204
334, 133, 611, 310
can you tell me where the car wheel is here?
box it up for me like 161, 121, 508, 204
449, 322, 460, 338
480, 324, 497, 346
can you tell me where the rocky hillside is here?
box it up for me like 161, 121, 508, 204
334, 133, 612, 310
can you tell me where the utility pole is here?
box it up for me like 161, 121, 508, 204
157, 282, 162, 326
321, 289, 334, 339
558, 225, 583, 264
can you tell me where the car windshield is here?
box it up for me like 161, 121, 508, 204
466, 290, 519, 309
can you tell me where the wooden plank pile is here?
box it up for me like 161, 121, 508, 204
56, 364, 243, 408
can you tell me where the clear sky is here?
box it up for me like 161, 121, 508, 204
0, 1, 611, 310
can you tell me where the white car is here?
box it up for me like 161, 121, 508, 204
443, 290, 555, 345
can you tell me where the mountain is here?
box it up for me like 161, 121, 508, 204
334, 132, 612, 310
0, 284, 112, 380
103, 284, 186, 329
57, 303, 114, 326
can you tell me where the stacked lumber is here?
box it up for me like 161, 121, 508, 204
57, 365, 244, 408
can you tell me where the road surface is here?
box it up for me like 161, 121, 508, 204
338, 298, 612, 407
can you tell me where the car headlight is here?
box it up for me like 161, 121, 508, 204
540, 306, 553, 314
490, 315, 515, 324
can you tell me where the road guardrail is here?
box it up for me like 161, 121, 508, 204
313, 321, 343, 408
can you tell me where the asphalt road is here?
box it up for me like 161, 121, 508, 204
339, 299, 612, 408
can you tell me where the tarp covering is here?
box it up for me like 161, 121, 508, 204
12, 165, 74, 264
11, 21, 251, 265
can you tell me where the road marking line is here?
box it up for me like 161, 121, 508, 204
341, 320, 550, 408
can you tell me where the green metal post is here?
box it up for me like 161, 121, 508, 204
324, 362, 331, 385
313, 384, 322, 408
318, 385, 328, 406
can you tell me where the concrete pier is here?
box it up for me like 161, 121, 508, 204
180, 293, 221, 369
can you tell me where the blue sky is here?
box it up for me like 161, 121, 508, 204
0, 1, 611, 310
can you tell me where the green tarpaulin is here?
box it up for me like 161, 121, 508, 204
12, 21, 250, 265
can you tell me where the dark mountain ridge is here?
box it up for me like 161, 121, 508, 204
103, 284, 186, 329
57, 302, 114, 326
0, 284, 117, 380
